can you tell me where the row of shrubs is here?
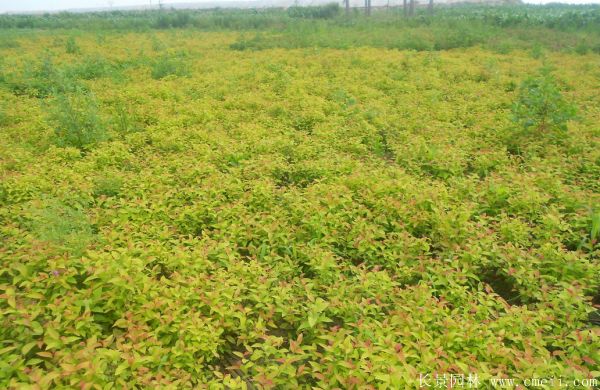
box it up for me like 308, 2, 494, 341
1, 6, 598, 55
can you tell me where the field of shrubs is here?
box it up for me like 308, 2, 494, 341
0, 4, 599, 388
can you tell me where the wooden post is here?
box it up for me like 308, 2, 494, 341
409, 0, 415, 17
345, 0, 350, 14
403, 0, 408, 17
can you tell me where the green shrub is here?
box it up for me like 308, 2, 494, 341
48, 89, 108, 149
150, 55, 190, 79
574, 41, 590, 55
68, 56, 115, 80
511, 69, 577, 143
65, 36, 81, 54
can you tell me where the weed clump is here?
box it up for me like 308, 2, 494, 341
48, 89, 108, 150
65, 36, 81, 54
68, 56, 116, 80
150, 55, 190, 80
27, 198, 94, 256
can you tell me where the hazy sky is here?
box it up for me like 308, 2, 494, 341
0, 0, 598, 12
0, 1, 178, 12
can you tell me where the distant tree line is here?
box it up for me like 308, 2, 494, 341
0, 4, 597, 31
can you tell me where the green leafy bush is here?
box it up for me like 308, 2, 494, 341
511, 69, 577, 143
48, 89, 108, 149
68, 56, 116, 80
150, 55, 190, 79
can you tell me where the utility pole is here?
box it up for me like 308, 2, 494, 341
345, 0, 350, 14
428, 0, 433, 14
403, 0, 408, 17
409, 0, 415, 17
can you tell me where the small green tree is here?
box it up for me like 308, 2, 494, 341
511, 70, 576, 143
49, 89, 107, 149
